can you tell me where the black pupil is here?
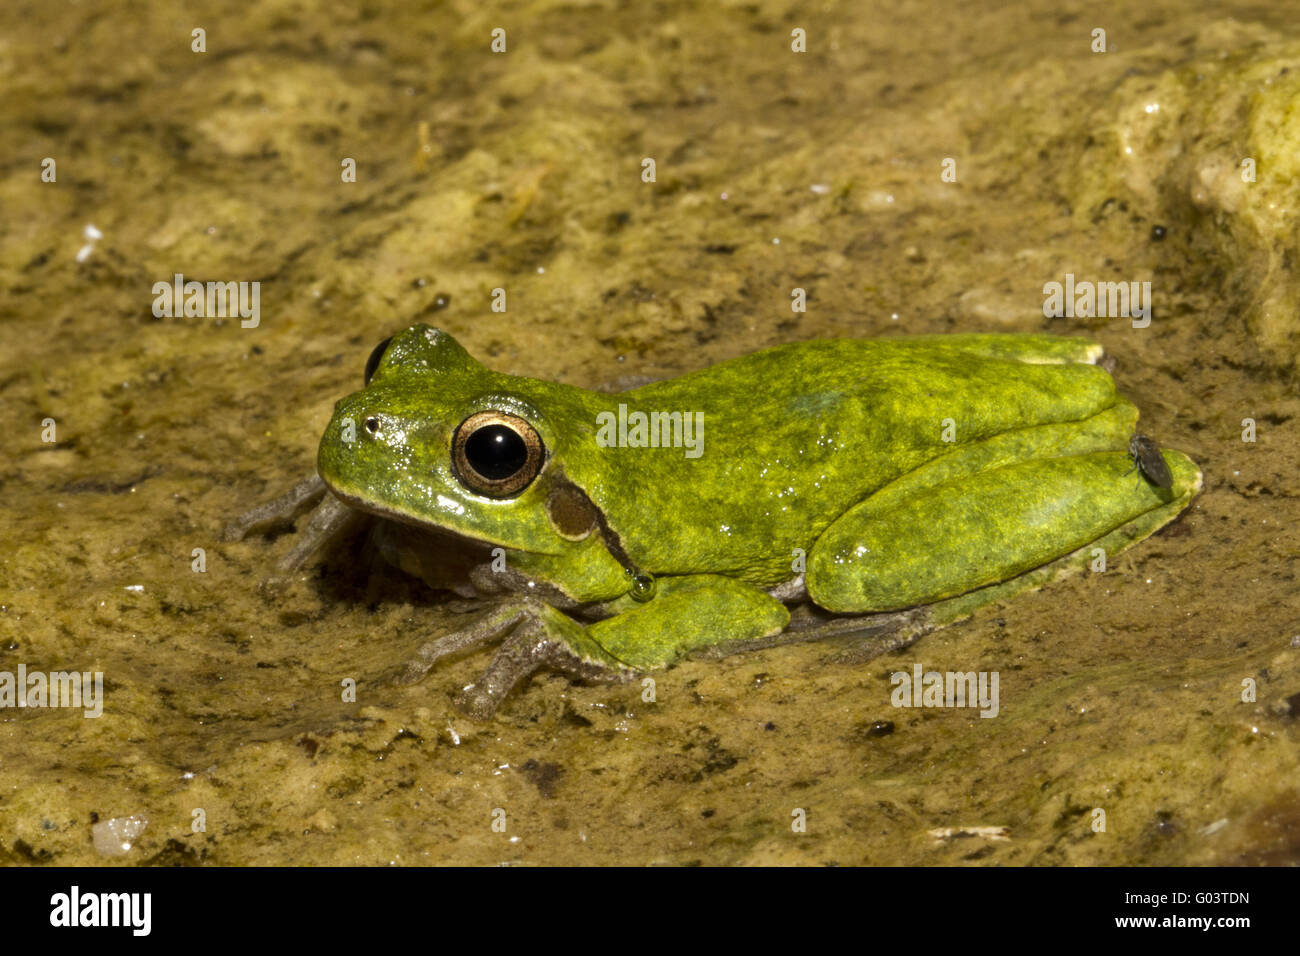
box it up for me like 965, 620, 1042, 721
465, 425, 528, 480
364, 336, 393, 384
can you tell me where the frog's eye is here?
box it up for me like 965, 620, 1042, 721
363, 336, 394, 385
451, 411, 545, 498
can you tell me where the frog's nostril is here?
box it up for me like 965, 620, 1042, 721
364, 416, 380, 434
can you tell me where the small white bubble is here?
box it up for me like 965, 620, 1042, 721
92, 815, 148, 857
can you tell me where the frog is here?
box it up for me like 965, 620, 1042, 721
225, 325, 1201, 718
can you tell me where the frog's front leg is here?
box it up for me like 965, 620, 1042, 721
395, 599, 629, 719
224, 474, 363, 572
398, 574, 790, 718
223, 473, 327, 541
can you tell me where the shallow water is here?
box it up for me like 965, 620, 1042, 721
2, 0, 1298, 865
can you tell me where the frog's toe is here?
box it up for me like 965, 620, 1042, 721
391, 600, 634, 716
452, 625, 631, 718
391, 659, 435, 687
454, 681, 504, 720
389, 636, 475, 686
450, 624, 558, 717
391, 605, 530, 689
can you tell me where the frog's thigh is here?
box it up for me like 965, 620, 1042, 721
588, 575, 790, 670
907, 333, 1104, 365
808, 450, 1200, 613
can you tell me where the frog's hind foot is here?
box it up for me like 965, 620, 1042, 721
690, 605, 933, 663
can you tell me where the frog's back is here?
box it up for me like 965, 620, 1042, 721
628, 333, 1105, 405
574, 334, 1116, 585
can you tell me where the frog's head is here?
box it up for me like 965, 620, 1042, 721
317, 325, 625, 598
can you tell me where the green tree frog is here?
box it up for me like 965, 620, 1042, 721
227, 325, 1200, 718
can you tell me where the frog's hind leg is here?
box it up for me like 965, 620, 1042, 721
690, 603, 933, 666
916, 479, 1198, 630
808, 445, 1201, 614
906, 333, 1106, 365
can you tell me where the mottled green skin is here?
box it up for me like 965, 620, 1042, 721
317, 325, 1201, 683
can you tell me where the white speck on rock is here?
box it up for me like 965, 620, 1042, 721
92, 814, 148, 857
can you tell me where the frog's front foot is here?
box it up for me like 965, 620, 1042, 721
225, 473, 363, 574
453, 626, 633, 720
223, 473, 327, 543
394, 599, 635, 719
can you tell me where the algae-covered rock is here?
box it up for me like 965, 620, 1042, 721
1070, 22, 1300, 369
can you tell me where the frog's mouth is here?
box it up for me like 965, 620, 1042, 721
321, 480, 532, 557
323, 480, 450, 532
